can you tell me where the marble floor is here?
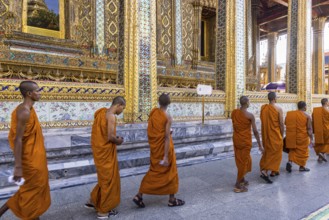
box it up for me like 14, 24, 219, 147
1, 150, 329, 220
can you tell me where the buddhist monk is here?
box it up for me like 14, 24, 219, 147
84, 96, 125, 219
285, 101, 313, 172
231, 96, 263, 193
133, 94, 184, 208
259, 92, 284, 184
0, 81, 51, 220
312, 98, 329, 162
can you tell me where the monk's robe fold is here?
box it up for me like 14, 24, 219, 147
259, 104, 283, 172
312, 107, 329, 154
7, 107, 51, 220
139, 108, 178, 195
231, 109, 252, 181
285, 111, 309, 167
90, 108, 120, 213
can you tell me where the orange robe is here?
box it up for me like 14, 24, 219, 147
312, 107, 329, 154
90, 108, 120, 213
259, 104, 283, 172
231, 109, 252, 181
139, 108, 179, 195
285, 111, 310, 167
7, 107, 51, 220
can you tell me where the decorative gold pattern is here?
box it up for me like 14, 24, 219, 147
158, 87, 225, 102
159, 0, 172, 59
0, 79, 124, 101
182, 1, 193, 61
105, 0, 119, 60
246, 92, 298, 103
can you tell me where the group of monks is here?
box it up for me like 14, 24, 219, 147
1, 81, 329, 219
0, 81, 184, 220
232, 92, 329, 193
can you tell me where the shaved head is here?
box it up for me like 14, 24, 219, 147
297, 101, 306, 110
239, 96, 249, 106
112, 96, 126, 106
159, 94, 171, 107
268, 92, 276, 102
321, 98, 328, 106
19, 81, 38, 97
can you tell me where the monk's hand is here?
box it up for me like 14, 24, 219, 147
13, 166, 22, 182
159, 156, 169, 166
258, 146, 264, 154
116, 136, 124, 145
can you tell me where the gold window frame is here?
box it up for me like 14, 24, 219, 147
22, 0, 65, 39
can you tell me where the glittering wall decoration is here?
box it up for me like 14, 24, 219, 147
105, 0, 119, 60
96, 0, 105, 53
175, 0, 183, 65
286, 0, 298, 94
182, 1, 193, 61
117, 0, 125, 84
159, 0, 172, 59
78, 0, 95, 46
215, 0, 227, 90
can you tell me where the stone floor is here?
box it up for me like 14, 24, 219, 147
1, 150, 329, 220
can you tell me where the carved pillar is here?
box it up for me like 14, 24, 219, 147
192, 1, 202, 69
267, 32, 278, 83
312, 17, 326, 94
123, 0, 157, 122
215, 0, 246, 117
286, 0, 312, 108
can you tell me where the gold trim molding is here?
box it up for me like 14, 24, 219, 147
245, 92, 298, 103
0, 79, 124, 102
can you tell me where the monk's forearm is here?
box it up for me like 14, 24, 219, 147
164, 138, 169, 158
280, 125, 284, 137
253, 131, 262, 148
13, 139, 23, 169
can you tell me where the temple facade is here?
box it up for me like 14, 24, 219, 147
0, 0, 328, 129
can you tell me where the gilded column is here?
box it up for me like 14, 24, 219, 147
312, 17, 326, 94
95, 0, 105, 55
173, 0, 183, 65
286, 0, 312, 108
192, 1, 202, 69
252, 0, 260, 88
267, 32, 278, 83
215, 0, 246, 117
123, 0, 157, 122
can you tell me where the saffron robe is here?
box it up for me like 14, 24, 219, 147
259, 104, 283, 172
90, 108, 120, 213
231, 109, 252, 180
312, 107, 329, 154
7, 107, 51, 220
285, 111, 309, 167
139, 108, 179, 195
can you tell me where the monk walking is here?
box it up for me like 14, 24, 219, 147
312, 98, 329, 162
231, 96, 263, 193
133, 94, 185, 208
84, 96, 126, 219
285, 101, 313, 172
259, 92, 284, 183
0, 81, 51, 220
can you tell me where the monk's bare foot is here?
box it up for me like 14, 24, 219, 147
299, 166, 310, 172
241, 179, 249, 186
133, 195, 145, 208
234, 185, 248, 193
168, 198, 185, 207
260, 171, 273, 184
319, 153, 327, 162
97, 210, 118, 219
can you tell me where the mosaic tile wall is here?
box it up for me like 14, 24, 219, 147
182, 1, 193, 61
175, 0, 183, 65
78, 0, 95, 46
137, 0, 156, 114
96, 0, 105, 54
0, 102, 112, 123
287, 0, 298, 94
235, 0, 246, 101
215, 0, 227, 90
248, 103, 297, 118
167, 102, 225, 117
